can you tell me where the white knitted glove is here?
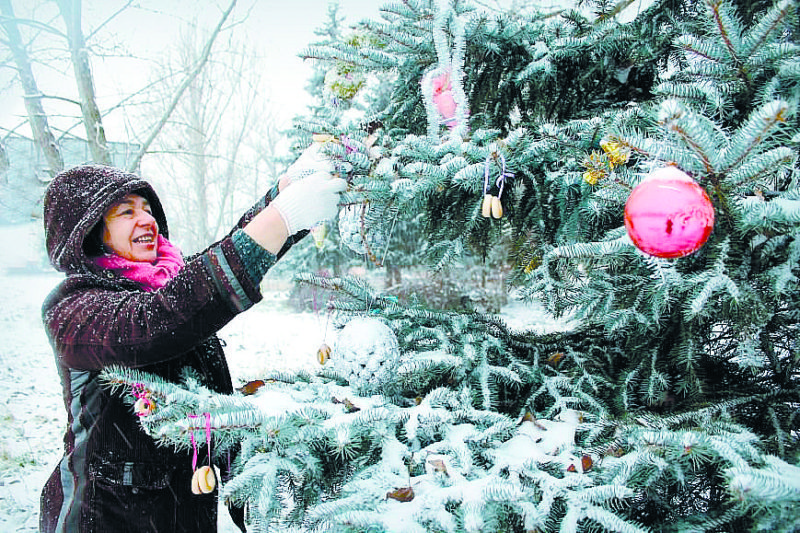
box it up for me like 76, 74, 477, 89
271, 172, 347, 234
285, 142, 335, 181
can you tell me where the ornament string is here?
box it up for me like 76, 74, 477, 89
312, 287, 333, 344
484, 153, 514, 199
380, 207, 400, 268
323, 299, 332, 343
188, 412, 212, 471
483, 156, 491, 196
363, 252, 372, 313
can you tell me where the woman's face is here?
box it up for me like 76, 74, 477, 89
101, 193, 159, 262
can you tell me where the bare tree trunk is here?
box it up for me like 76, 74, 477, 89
254, 119, 281, 199
56, 0, 111, 165
210, 61, 260, 239
0, 0, 64, 178
187, 80, 210, 249
127, 0, 237, 173
213, 117, 248, 239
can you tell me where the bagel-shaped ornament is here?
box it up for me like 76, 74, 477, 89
191, 465, 216, 495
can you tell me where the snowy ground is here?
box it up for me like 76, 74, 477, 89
0, 222, 569, 531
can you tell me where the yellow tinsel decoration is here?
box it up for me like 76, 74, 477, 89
523, 256, 542, 274
600, 139, 630, 168
582, 151, 607, 185
583, 169, 604, 185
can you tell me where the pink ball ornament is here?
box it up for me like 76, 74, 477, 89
624, 166, 715, 258
431, 70, 457, 120
434, 89, 457, 121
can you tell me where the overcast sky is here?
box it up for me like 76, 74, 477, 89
0, 0, 384, 139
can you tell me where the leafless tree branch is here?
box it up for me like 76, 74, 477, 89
127, 0, 237, 172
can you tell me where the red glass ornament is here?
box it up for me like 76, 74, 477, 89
624, 166, 714, 258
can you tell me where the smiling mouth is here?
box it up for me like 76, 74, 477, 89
133, 234, 155, 244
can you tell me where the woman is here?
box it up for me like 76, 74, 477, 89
39, 155, 345, 532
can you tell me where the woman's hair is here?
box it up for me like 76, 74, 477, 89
82, 220, 106, 258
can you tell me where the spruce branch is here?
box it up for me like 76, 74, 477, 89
721, 100, 792, 176
706, 0, 744, 65
741, 0, 795, 59
657, 99, 722, 174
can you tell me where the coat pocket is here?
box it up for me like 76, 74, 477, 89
89, 461, 177, 532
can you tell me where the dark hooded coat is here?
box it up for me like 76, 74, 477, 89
39, 165, 296, 532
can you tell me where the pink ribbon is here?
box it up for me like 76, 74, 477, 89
188, 412, 212, 471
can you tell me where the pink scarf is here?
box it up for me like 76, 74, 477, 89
94, 235, 185, 292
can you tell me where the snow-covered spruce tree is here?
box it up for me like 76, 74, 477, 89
103, 0, 799, 531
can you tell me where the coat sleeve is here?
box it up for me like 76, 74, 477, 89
43, 185, 304, 372
191, 183, 308, 262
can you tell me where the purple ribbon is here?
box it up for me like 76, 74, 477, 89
484, 153, 514, 198
341, 135, 357, 155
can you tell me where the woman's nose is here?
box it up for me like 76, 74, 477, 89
136, 209, 157, 227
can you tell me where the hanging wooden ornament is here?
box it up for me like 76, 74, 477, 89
481, 151, 513, 219
491, 196, 503, 219
310, 222, 328, 249
311, 288, 333, 366
317, 343, 332, 365
481, 194, 493, 218
624, 165, 714, 258
191, 465, 216, 495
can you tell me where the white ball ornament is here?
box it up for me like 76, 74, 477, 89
332, 317, 401, 395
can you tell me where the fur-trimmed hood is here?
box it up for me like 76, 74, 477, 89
43, 165, 169, 274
